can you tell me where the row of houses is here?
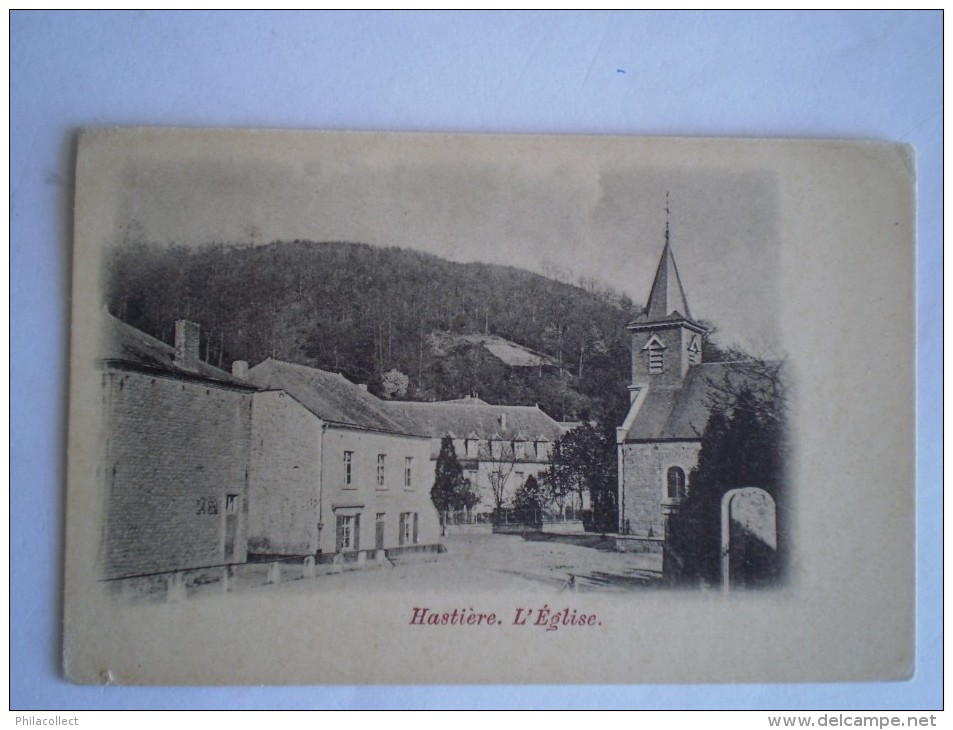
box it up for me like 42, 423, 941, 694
99, 236, 762, 582
389, 397, 571, 517
98, 314, 568, 581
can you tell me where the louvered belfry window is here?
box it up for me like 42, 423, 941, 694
647, 341, 665, 373
688, 336, 701, 366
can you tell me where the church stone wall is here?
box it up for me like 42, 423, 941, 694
620, 440, 702, 539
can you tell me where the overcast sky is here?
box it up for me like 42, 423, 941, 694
106, 130, 780, 352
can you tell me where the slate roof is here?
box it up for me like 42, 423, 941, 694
101, 313, 248, 386
628, 242, 704, 331
624, 361, 774, 442
247, 359, 423, 436
388, 396, 565, 443
645, 241, 692, 321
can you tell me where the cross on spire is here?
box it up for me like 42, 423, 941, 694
665, 191, 670, 246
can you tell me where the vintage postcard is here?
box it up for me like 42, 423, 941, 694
63, 129, 914, 684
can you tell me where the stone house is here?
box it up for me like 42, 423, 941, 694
98, 316, 439, 581
99, 316, 260, 580
388, 396, 568, 519
244, 359, 439, 558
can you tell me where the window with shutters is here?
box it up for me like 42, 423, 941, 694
335, 513, 360, 552
399, 512, 418, 546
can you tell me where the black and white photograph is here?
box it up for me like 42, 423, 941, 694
63, 129, 913, 685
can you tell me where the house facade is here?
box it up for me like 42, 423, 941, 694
245, 387, 324, 557
245, 359, 439, 558
99, 316, 260, 580
388, 396, 568, 519
99, 316, 440, 581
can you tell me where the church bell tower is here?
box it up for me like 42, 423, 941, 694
627, 197, 707, 391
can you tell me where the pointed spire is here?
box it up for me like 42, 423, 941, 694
643, 195, 693, 322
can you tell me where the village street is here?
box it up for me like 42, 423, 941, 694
192, 532, 663, 599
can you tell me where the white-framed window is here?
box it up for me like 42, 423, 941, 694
377, 454, 386, 488
514, 441, 525, 459
224, 493, 239, 514
336, 513, 360, 552
399, 512, 418, 546
404, 457, 413, 488
666, 466, 687, 500
343, 451, 353, 486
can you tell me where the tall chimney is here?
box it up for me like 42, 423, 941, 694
231, 360, 249, 380
174, 320, 201, 371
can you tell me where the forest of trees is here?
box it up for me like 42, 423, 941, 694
104, 238, 643, 422
107, 237, 779, 553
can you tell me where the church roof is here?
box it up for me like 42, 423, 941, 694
630, 242, 702, 328
624, 361, 774, 442
247, 359, 423, 437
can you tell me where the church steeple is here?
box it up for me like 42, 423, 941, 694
627, 196, 707, 389
643, 194, 693, 323
643, 240, 693, 322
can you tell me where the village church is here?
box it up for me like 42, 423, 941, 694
616, 228, 751, 551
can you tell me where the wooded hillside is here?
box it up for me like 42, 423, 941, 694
104, 239, 643, 423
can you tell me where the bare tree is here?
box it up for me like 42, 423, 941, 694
484, 438, 517, 518
702, 350, 788, 426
